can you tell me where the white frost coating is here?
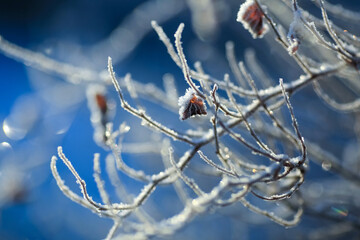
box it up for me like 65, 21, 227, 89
237, 0, 254, 22
133, 183, 156, 205
236, 0, 269, 39
178, 88, 195, 111
119, 122, 130, 134
287, 9, 305, 55
307, 21, 334, 48
152, 149, 192, 184
86, 84, 116, 145
178, 87, 207, 120
151, 169, 168, 181
40, 2, 360, 237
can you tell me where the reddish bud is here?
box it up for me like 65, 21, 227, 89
95, 94, 108, 115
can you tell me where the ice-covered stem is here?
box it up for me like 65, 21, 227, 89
218, 119, 284, 164
292, 0, 298, 11
239, 61, 300, 149
93, 153, 111, 206
246, 118, 360, 185
318, 0, 353, 61
56, 146, 109, 211
122, 161, 303, 238
223, 75, 277, 166
0, 35, 101, 83
239, 197, 303, 227
54, 146, 164, 213
169, 147, 205, 196
312, 80, 360, 112
251, 170, 304, 201
104, 123, 154, 183
198, 151, 238, 178
160, 140, 188, 205
174, 23, 206, 99
153, 20, 240, 100
0, 30, 188, 114
194, 63, 345, 154
294, 0, 359, 68
151, 20, 181, 67
124, 73, 143, 110
316, 0, 360, 75
287, 1, 302, 55
311, 0, 360, 23
279, 78, 307, 166
154, 21, 315, 98
284, 0, 359, 45
104, 155, 155, 225
236, 62, 275, 153
209, 82, 236, 171
251, 0, 311, 74
195, 66, 240, 118
105, 221, 121, 240
50, 155, 108, 216
225, 41, 248, 88
108, 56, 195, 145
210, 84, 221, 154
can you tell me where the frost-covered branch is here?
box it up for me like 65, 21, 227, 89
1, 0, 359, 239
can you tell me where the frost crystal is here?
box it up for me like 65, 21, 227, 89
237, 0, 269, 39
178, 88, 207, 120
287, 10, 303, 55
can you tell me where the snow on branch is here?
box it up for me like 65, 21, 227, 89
1, 0, 359, 238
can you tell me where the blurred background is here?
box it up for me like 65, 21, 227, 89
0, 0, 360, 239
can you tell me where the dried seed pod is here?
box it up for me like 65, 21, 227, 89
237, 0, 269, 39
178, 88, 207, 120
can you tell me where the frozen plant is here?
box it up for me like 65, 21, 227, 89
0, 0, 360, 239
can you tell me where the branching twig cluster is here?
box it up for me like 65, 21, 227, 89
1, 0, 360, 239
